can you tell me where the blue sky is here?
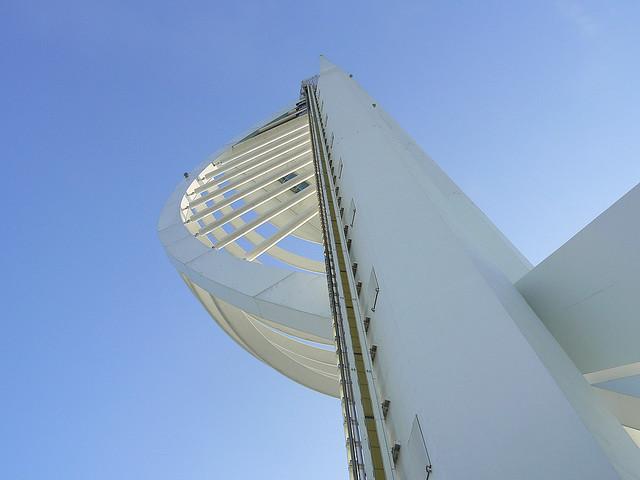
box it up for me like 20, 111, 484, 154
1, 1, 639, 479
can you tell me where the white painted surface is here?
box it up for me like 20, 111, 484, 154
316, 57, 639, 479
516, 184, 640, 375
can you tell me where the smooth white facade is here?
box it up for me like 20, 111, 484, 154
517, 183, 640, 460
314, 58, 639, 479
160, 58, 640, 479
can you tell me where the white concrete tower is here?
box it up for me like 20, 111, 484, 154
159, 58, 640, 479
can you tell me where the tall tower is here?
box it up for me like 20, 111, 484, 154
159, 58, 640, 479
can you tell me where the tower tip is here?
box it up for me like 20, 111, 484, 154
319, 55, 339, 74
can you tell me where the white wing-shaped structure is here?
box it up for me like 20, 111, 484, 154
158, 105, 338, 396
517, 184, 640, 440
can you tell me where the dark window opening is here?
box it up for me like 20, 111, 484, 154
279, 172, 310, 193
279, 172, 297, 184
290, 181, 310, 193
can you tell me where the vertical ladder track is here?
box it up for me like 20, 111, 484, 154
305, 82, 391, 480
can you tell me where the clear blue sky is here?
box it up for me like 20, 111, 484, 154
1, 1, 639, 479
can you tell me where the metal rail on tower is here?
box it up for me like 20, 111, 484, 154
304, 79, 392, 480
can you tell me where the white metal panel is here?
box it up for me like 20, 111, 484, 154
516, 184, 640, 374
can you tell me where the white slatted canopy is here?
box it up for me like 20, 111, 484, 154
158, 103, 338, 396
